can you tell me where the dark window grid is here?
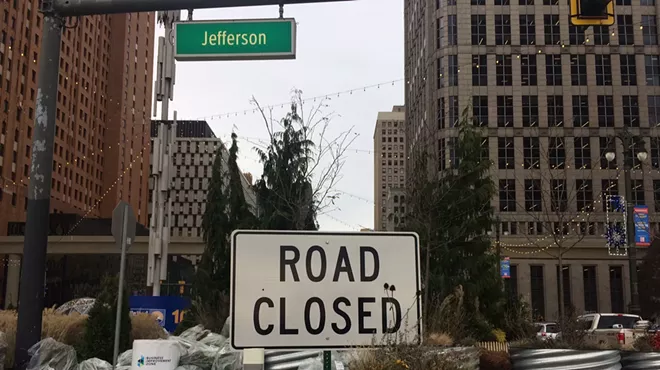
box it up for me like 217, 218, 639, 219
551, 179, 568, 212
632, 179, 645, 204
622, 95, 640, 127
495, 15, 512, 45
549, 137, 566, 169
472, 55, 488, 86
525, 179, 542, 212
569, 25, 586, 45
576, 179, 594, 211
499, 179, 516, 212
593, 26, 611, 45
584, 267, 599, 312
547, 95, 564, 127
621, 55, 637, 86
471, 15, 487, 45
556, 265, 572, 312
520, 54, 538, 86
519, 15, 536, 45
572, 95, 589, 127
498, 137, 515, 169
595, 55, 613, 85
497, 95, 514, 127
496, 55, 513, 86
651, 137, 660, 168
648, 95, 660, 127
602, 179, 619, 212
473, 96, 489, 127
544, 15, 561, 45
598, 95, 615, 127
546, 55, 562, 86
642, 15, 658, 46
530, 265, 546, 320
645, 55, 660, 86
522, 95, 539, 127
600, 137, 617, 169
617, 15, 635, 45
574, 137, 592, 169
523, 137, 541, 169
653, 180, 660, 211
571, 55, 588, 86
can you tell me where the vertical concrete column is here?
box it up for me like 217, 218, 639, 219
243, 349, 265, 370
5, 254, 21, 308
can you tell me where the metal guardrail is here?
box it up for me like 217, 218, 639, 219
620, 352, 660, 370
510, 349, 622, 370
264, 350, 325, 370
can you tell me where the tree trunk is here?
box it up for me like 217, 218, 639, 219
558, 251, 565, 323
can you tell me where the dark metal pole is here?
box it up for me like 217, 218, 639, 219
14, 9, 63, 370
622, 134, 641, 315
495, 215, 501, 263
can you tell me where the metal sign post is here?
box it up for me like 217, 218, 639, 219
111, 201, 137, 369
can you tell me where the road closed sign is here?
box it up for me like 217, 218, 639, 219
230, 230, 422, 350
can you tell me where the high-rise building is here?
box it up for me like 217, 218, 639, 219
404, 1, 659, 319
374, 106, 406, 231
149, 120, 257, 238
0, 7, 155, 233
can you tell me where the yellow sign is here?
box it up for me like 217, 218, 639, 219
570, 0, 615, 26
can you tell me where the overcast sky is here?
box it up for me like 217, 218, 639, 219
153, 0, 404, 231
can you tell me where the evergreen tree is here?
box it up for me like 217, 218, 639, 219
255, 103, 318, 230
80, 275, 131, 362
404, 106, 502, 336
188, 135, 256, 332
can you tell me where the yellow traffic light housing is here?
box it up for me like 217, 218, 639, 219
570, 0, 615, 26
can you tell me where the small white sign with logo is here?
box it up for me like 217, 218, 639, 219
131, 340, 180, 370
230, 230, 422, 350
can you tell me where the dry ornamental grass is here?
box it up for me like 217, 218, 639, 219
0, 309, 165, 368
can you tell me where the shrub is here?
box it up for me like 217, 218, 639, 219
500, 296, 535, 341
633, 332, 660, 352
348, 344, 469, 370
491, 329, 506, 343
131, 313, 167, 340
427, 333, 454, 347
79, 275, 132, 362
479, 351, 511, 370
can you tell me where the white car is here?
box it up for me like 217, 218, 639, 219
535, 322, 560, 340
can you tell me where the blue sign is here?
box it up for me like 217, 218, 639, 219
634, 205, 650, 247
129, 296, 191, 333
500, 257, 511, 279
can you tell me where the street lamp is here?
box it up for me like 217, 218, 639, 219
605, 130, 647, 315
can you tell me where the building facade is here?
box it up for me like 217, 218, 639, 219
149, 120, 257, 238
374, 106, 406, 231
404, 0, 660, 319
0, 7, 154, 233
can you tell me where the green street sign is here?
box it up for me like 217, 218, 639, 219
174, 18, 297, 61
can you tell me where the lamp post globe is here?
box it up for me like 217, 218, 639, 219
637, 151, 648, 162
605, 152, 616, 162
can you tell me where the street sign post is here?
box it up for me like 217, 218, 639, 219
111, 201, 136, 368
174, 18, 296, 61
230, 230, 422, 350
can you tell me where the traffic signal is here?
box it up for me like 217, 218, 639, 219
570, 0, 614, 26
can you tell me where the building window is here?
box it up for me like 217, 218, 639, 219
523, 137, 540, 169
574, 137, 591, 169
530, 266, 546, 320
525, 179, 542, 212
617, 15, 635, 45
571, 55, 587, 85
480, 138, 489, 163
473, 96, 489, 127
632, 179, 645, 204
652, 137, 660, 168
642, 15, 658, 45
496, 55, 512, 86
499, 179, 516, 212
546, 54, 562, 85
593, 26, 611, 45
447, 15, 457, 45
569, 25, 586, 45
595, 55, 612, 85
556, 265, 572, 313
498, 137, 515, 170
654, 180, 660, 211
519, 15, 536, 45
547, 95, 564, 127
497, 95, 514, 127
620, 54, 637, 86
544, 14, 561, 45
438, 139, 446, 171
598, 95, 615, 127
520, 54, 537, 86
583, 266, 598, 313
648, 96, 660, 126
622, 95, 640, 127
448, 55, 458, 86
449, 137, 459, 168
449, 96, 459, 127
522, 95, 539, 127
472, 54, 488, 86
471, 15, 487, 45
548, 137, 565, 169
602, 179, 619, 211
572, 95, 589, 127
610, 266, 624, 313
576, 179, 593, 211
495, 15, 511, 45
437, 97, 446, 129
505, 264, 518, 301
437, 57, 445, 89
645, 55, 660, 86
551, 179, 568, 212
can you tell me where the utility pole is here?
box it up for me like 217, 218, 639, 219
16, 1, 352, 368
495, 215, 501, 264
148, 10, 179, 296
13, 5, 63, 369
621, 135, 642, 315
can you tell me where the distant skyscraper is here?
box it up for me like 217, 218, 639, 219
0, 8, 155, 233
373, 106, 406, 231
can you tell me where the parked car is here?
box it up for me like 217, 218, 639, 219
577, 313, 646, 349
535, 322, 560, 340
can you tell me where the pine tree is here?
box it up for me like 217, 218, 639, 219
188, 135, 257, 332
80, 275, 132, 362
255, 104, 318, 230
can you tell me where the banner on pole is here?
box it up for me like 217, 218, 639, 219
634, 205, 650, 247
500, 257, 511, 279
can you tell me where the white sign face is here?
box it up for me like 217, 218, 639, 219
230, 230, 422, 350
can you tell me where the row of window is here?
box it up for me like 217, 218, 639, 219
448, 54, 660, 88
497, 178, 660, 213
438, 94, 660, 129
